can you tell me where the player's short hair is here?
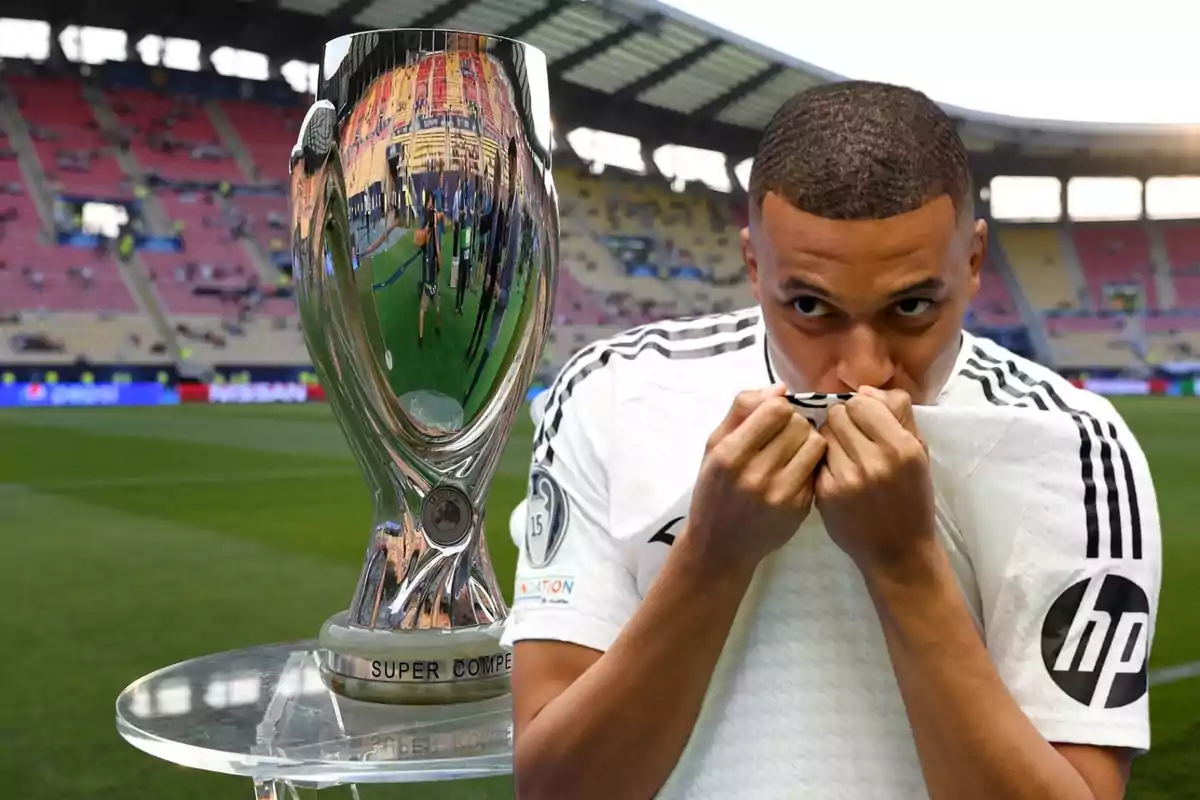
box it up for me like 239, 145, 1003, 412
748, 80, 973, 221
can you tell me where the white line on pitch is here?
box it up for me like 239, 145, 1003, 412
1150, 661, 1200, 687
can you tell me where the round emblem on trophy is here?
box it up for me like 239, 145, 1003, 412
421, 485, 474, 548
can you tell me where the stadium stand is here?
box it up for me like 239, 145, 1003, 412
1074, 224, 1157, 310
0, 125, 139, 319
167, 313, 310, 365
0, 146, 53, 285
226, 191, 292, 266
0, 310, 167, 365
6, 75, 128, 198
555, 164, 752, 325
1162, 222, 1200, 309
968, 255, 1020, 327
0, 248, 136, 314
105, 87, 236, 182
4, 61, 1200, 380
218, 99, 304, 184
995, 226, 1081, 311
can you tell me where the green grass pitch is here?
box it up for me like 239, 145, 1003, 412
0, 398, 1197, 798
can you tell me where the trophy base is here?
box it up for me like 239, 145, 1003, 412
317, 611, 511, 706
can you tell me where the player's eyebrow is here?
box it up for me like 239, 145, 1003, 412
885, 276, 946, 299
781, 276, 946, 301
780, 277, 837, 299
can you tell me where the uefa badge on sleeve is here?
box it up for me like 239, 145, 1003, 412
526, 466, 569, 568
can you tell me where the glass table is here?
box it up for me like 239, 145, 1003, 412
115, 641, 513, 798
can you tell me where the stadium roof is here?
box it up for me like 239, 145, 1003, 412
17, 0, 1200, 177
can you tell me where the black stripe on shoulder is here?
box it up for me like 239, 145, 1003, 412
961, 344, 1141, 561
560, 313, 756, 380
539, 311, 760, 441
535, 320, 760, 467
535, 312, 759, 452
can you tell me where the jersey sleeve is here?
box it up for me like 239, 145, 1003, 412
500, 360, 641, 653
956, 404, 1161, 752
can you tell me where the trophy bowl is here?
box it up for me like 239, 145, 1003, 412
289, 29, 558, 705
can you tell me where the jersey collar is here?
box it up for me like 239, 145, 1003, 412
933, 329, 974, 405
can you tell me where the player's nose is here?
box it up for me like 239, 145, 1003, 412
833, 325, 895, 392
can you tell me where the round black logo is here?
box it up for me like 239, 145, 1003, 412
420, 485, 473, 548
1040, 574, 1150, 709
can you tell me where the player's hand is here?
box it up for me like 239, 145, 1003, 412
685, 385, 827, 574
815, 386, 937, 581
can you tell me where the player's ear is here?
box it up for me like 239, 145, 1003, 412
968, 217, 987, 299
740, 225, 761, 304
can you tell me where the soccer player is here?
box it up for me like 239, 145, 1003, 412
468, 144, 515, 361
416, 190, 442, 347
449, 180, 463, 292
505, 81, 1161, 800
466, 198, 506, 361
464, 209, 520, 401
454, 196, 473, 314
392, 145, 407, 221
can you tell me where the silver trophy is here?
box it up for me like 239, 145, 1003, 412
289, 29, 558, 705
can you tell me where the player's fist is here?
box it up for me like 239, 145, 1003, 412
685, 385, 827, 574
815, 386, 936, 578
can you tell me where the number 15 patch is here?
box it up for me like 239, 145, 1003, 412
525, 466, 569, 568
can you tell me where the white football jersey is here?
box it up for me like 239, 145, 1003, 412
502, 307, 1161, 799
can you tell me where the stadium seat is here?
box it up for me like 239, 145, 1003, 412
1048, 330, 1141, 369
996, 227, 1080, 310
218, 99, 304, 184
104, 87, 239, 182
1073, 224, 1157, 310
138, 191, 269, 317
171, 313, 308, 365
5, 75, 128, 198
0, 311, 166, 364
969, 254, 1021, 327
1160, 221, 1200, 309
555, 166, 749, 326
227, 193, 291, 262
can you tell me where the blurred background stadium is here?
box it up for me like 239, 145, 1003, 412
1, 0, 1198, 798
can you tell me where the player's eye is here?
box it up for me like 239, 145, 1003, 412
792, 296, 831, 317
894, 298, 934, 317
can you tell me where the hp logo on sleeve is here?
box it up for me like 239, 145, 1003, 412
1040, 574, 1150, 709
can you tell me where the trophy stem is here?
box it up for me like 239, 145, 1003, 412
318, 611, 511, 705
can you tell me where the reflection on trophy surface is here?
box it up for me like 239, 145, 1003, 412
289, 29, 558, 705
